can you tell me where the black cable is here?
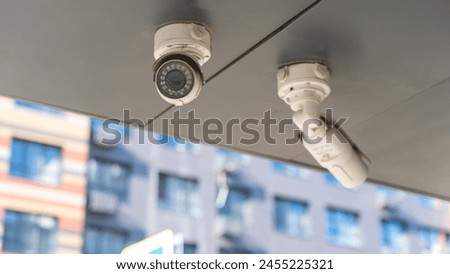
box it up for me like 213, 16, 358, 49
205, 0, 323, 83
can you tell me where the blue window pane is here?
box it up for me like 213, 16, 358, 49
9, 138, 62, 185
323, 173, 340, 186
216, 148, 250, 165
158, 173, 199, 216
376, 186, 405, 207
156, 133, 199, 153
217, 149, 243, 161
87, 159, 130, 201
446, 234, 450, 254
417, 195, 435, 208
183, 243, 197, 254
2, 210, 57, 253
165, 135, 179, 148
91, 119, 130, 143
218, 187, 250, 223
418, 227, 441, 253
377, 186, 399, 198
326, 208, 361, 248
219, 247, 253, 254
381, 219, 409, 253
274, 197, 309, 237
16, 100, 61, 115
272, 161, 309, 179
83, 227, 126, 254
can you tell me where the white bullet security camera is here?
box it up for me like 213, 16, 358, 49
277, 62, 369, 188
153, 22, 212, 106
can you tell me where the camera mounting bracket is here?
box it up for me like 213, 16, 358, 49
154, 22, 211, 67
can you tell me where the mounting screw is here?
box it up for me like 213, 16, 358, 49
314, 64, 329, 79
191, 24, 207, 40
277, 66, 288, 82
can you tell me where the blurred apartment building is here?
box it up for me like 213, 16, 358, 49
1, 97, 450, 254
86, 120, 450, 254
0, 97, 89, 254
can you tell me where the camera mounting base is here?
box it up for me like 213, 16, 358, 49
277, 62, 331, 112
154, 22, 211, 67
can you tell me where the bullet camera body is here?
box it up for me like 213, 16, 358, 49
277, 62, 369, 188
153, 22, 211, 106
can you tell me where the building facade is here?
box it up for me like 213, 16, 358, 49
87, 122, 450, 254
1, 97, 450, 254
0, 97, 89, 254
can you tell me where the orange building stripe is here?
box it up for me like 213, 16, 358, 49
59, 183, 86, 195
60, 218, 84, 233
0, 173, 85, 195
0, 172, 86, 196
63, 150, 88, 162
0, 135, 10, 146
0, 188, 85, 210
0, 172, 9, 180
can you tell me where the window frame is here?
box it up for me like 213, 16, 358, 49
417, 226, 442, 254
326, 207, 361, 248
158, 172, 200, 217
87, 157, 131, 202
2, 210, 58, 254
380, 218, 409, 253
83, 226, 127, 254
217, 185, 251, 223
273, 196, 310, 238
9, 138, 62, 186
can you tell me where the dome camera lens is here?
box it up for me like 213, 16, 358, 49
156, 59, 195, 99
166, 70, 186, 90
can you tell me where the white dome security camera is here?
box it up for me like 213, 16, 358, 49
277, 62, 369, 188
153, 22, 212, 106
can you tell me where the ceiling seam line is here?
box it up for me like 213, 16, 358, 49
204, 0, 323, 84
144, 104, 174, 129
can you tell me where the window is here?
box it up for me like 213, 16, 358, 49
326, 208, 361, 248
417, 195, 437, 209
446, 233, 450, 254
418, 227, 443, 253
9, 138, 62, 185
323, 173, 340, 186
15, 100, 61, 115
376, 186, 405, 207
377, 186, 403, 199
83, 226, 127, 254
2, 210, 57, 253
274, 197, 310, 237
218, 186, 250, 223
158, 173, 199, 216
183, 243, 197, 254
272, 161, 309, 179
87, 159, 130, 201
156, 133, 200, 153
216, 148, 251, 165
91, 119, 130, 144
381, 219, 409, 253
219, 247, 253, 254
